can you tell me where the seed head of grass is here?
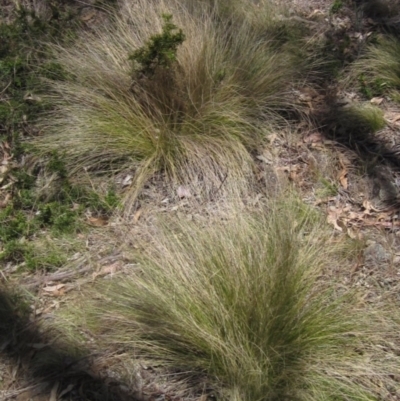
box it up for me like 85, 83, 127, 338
90, 197, 400, 401
36, 0, 313, 209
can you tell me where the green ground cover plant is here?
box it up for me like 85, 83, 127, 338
0, 3, 105, 270
89, 197, 400, 401
35, 0, 315, 208
0, 3, 78, 145
0, 149, 118, 270
0, 200, 75, 270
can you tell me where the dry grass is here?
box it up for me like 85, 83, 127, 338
35, 0, 313, 209
351, 35, 400, 100
86, 196, 400, 401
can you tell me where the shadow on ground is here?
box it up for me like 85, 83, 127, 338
312, 91, 400, 208
0, 287, 137, 401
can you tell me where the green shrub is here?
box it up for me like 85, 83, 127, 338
129, 14, 185, 77
90, 198, 400, 401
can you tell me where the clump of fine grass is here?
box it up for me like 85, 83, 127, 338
90, 197, 400, 401
335, 103, 386, 135
36, 0, 313, 208
352, 36, 400, 99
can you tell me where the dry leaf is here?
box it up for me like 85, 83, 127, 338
93, 262, 121, 279
133, 209, 142, 223
347, 227, 361, 240
23, 92, 41, 102
347, 211, 363, 220
1, 181, 13, 190
289, 170, 299, 182
370, 97, 384, 105
101, 262, 120, 275
362, 200, 380, 213
308, 9, 324, 17
43, 284, 66, 297
256, 154, 272, 164
0, 193, 11, 208
385, 112, 400, 124
267, 133, 278, 143
87, 216, 108, 227
0, 164, 9, 174
42, 301, 60, 314
327, 206, 343, 231
368, 220, 400, 228
43, 284, 65, 292
314, 196, 336, 206
81, 10, 96, 21
122, 174, 133, 187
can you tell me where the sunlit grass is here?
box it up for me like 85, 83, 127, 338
89, 196, 400, 401
36, 0, 313, 208
337, 103, 386, 134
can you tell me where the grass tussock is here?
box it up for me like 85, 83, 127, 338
91, 197, 400, 401
35, 0, 313, 207
335, 103, 386, 136
352, 36, 400, 99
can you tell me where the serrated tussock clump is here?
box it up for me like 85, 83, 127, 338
352, 36, 400, 99
90, 197, 400, 401
36, 0, 312, 209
